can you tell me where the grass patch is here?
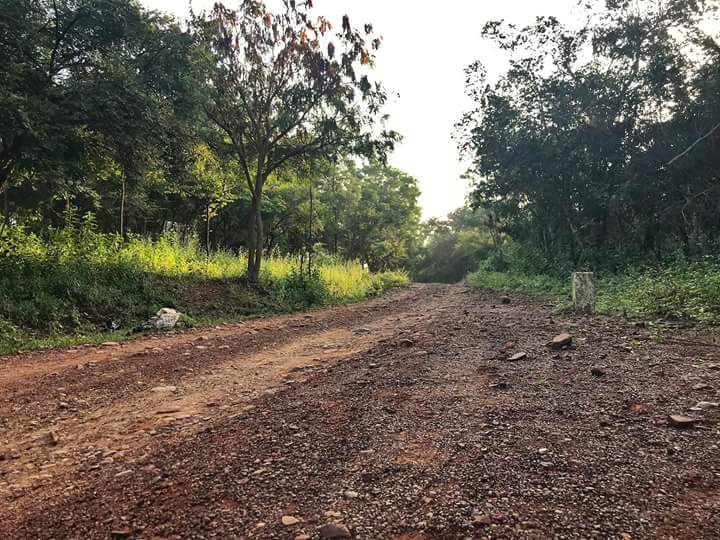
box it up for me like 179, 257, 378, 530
465, 270, 567, 299
466, 257, 720, 324
0, 219, 409, 354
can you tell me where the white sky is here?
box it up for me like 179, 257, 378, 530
143, 0, 581, 219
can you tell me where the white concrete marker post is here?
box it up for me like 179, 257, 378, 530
572, 272, 595, 313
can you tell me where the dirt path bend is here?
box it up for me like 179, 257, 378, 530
1, 284, 719, 540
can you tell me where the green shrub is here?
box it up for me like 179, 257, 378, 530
466, 269, 567, 298
0, 217, 405, 352
467, 257, 720, 324
372, 270, 411, 292
595, 259, 720, 323
277, 268, 330, 309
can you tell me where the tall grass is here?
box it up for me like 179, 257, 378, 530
466, 257, 720, 324
0, 216, 409, 352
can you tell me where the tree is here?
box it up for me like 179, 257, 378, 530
192, 0, 397, 281
457, 0, 720, 270
0, 0, 199, 235
413, 206, 495, 283
323, 161, 421, 270
76, 8, 199, 237
0, 0, 143, 194
182, 145, 239, 256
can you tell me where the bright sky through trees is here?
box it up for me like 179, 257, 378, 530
143, 0, 581, 218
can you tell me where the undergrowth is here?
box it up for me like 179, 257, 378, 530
0, 216, 409, 354
466, 257, 720, 324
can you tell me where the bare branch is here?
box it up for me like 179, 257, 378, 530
666, 121, 720, 168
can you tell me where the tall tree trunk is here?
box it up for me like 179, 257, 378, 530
247, 162, 267, 283
254, 203, 263, 277
247, 192, 264, 282
119, 167, 127, 238
247, 195, 259, 281
2, 187, 8, 228
205, 202, 211, 259
307, 181, 314, 277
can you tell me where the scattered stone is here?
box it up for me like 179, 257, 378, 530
47, 431, 59, 447
282, 515, 301, 526
343, 490, 359, 499
707, 364, 720, 371
150, 385, 177, 393
508, 352, 527, 362
668, 415, 697, 428
591, 366, 606, 377
500, 296, 511, 304
324, 511, 343, 519
319, 523, 351, 539
101, 341, 121, 348
472, 513, 492, 526
489, 382, 509, 390
155, 407, 182, 415
538, 448, 549, 455
548, 333, 572, 349
295, 535, 311, 540
540, 461, 554, 468
58, 402, 70, 410
693, 401, 719, 410
399, 338, 415, 348
110, 531, 130, 540
693, 383, 712, 391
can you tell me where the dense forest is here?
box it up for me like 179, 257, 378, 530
0, 0, 420, 350
1, 0, 421, 273
456, 0, 720, 272
2, 0, 720, 351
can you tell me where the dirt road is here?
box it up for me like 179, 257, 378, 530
1, 284, 719, 539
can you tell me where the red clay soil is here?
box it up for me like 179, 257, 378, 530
1, 283, 719, 539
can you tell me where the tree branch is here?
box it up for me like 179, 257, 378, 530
666, 121, 720, 168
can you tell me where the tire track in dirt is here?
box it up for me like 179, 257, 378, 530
2, 284, 720, 539
0, 284, 452, 517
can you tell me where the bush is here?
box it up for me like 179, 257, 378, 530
0, 217, 407, 353
466, 257, 720, 325
277, 268, 330, 309
466, 269, 567, 298
372, 270, 411, 292
595, 259, 720, 323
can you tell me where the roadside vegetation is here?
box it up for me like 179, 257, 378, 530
0, 1, 417, 353
0, 218, 408, 354
465, 250, 720, 324
414, 205, 720, 325
2, 0, 719, 355
414, 0, 720, 325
